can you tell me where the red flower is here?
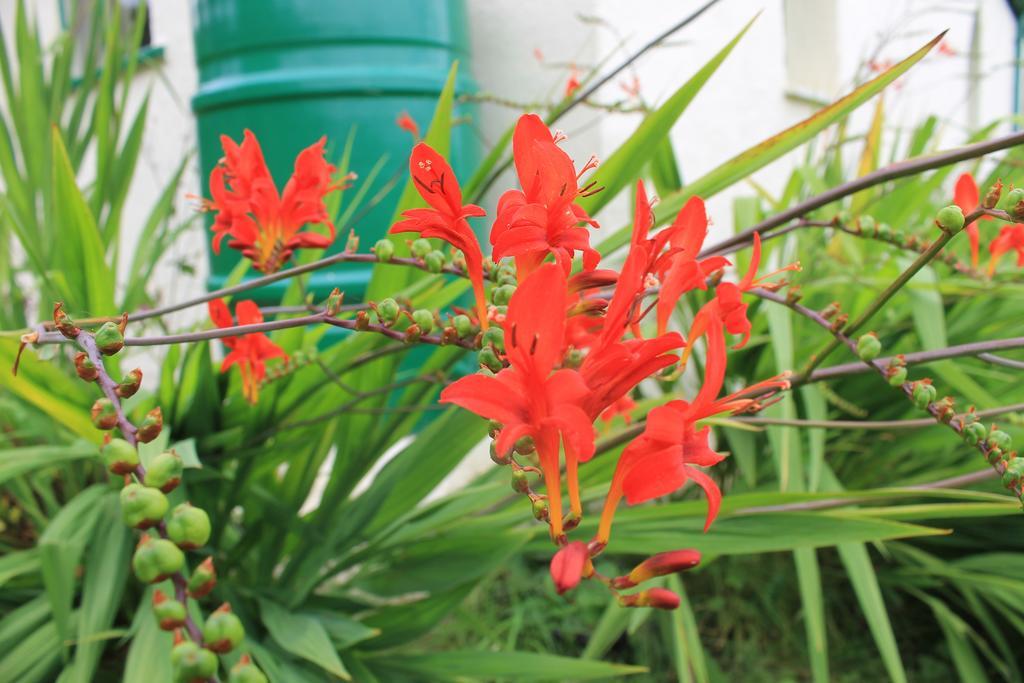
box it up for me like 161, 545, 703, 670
207, 130, 341, 273
490, 114, 600, 280
564, 65, 581, 99
954, 173, 995, 269
390, 143, 490, 329
208, 299, 288, 404
440, 264, 594, 538
395, 111, 420, 140
988, 224, 1024, 275
550, 540, 590, 594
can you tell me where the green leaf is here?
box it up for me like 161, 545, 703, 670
794, 548, 829, 683
0, 442, 96, 485
596, 32, 946, 256
577, 14, 757, 216
363, 650, 647, 681
123, 589, 173, 683
259, 599, 351, 680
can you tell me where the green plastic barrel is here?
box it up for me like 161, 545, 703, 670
191, 0, 479, 301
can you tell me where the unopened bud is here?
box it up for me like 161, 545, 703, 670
411, 309, 434, 334
102, 438, 139, 475
171, 640, 218, 680
511, 469, 529, 493
612, 549, 702, 589
411, 238, 432, 258
856, 333, 881, 362
373, 238, 394, 262
404, 323, 422, 343
355, 309, 370, 330
618, 587, 681, 610
152, 589, 187, 630
482, 326, 505, 352
229, 655, 269, 683
478, 347, 503, 372
325, 288, 345, 316
549, 541, 589, 595
935, 205, 966, 234
490, 441, 513, 465
452, 314, 474, 338
116, 369, 143, 398
515, 435, 536, 454
94, 321, 125, 355
1006, 187, 1024, 219
53, 303, 80, 338
962, 421, 987, 446
120, 483, 168, 529
886, 367, 907, 387
166, 503, 211, 550
988, 430, 1012, 452
91, 398, 118, 430
132, 535, 184, 584
187, 557, 217, 598
203, 603, 245, 653
934, 396, 956, 423
136, 407, 163, 443
74, 352, 98, 382
424, 250, 445, 273
531, 498, 549, 521
345, 230, 360, 252
857, 215, 877, 237
376, 298, 400, 324
983, 179, 1002, 209
912, 381, 937, 409
491, 284, 516, 306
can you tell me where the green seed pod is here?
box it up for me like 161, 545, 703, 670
987, 447, 1004, 466
116, 368, 143, 398
489, 442, 512, 466
229, 655, 269, 683
515, 435, 536, 454
858, 215, 876, 236
94, 321, 125, 355
53, 303, 80, 339
376, 298, 400, 324
411, 238, 432, 258
912, 382, 937, 409
136, 408, 163, 444
482, 326, 505, 352
935, 205, 965, 234
152, 589, 187, 630
74, 352, 98, 382
531, 498, 548, 521
166, 503, 212, 550
145, 451, 184, 493
511, 469, 529, 493
987, 430, 1012, 452
491, 284, 516, 306
452, 314, 473, 338
499, 275, 518, 287
1005, 187, 1024, 217
478, 347, 503, 373
102, 438, 139, 475
962, 421, 987, 446
91, 398, 118, 430
203, 603, 245, 653
856, 333, 881, 362
887, 367, 907, 387
1001, 469, 1020, 489
120, 483, 169, 530
424, 250, 445, 273
1007, 458, 1024, 477
132, 536, 184, 584
876, 224, 892, 240
373, 238, 395, 262
403, 323, 422, 343
187, 557, 217, 599
411, 309, 435, 334
172, 641, 218, 681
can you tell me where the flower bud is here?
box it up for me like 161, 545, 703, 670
877, 224, 893, 240
325, 288, 345, 316
424, 250, 445, 273
1001, 468, 1020, 490
549, 541, 589, 595
934, 396, 956, 423
137, 407, 163, 444
203, 603, 245, 653
403, 323, 422, 343
345, 229, 360, 252
935, 205, 965, 234
491, 284, 516, 306
373, 238, 395, 262
91, 398, 118, 430
531, 498, 548, 521
1006, 457, 1024, 478
102, 438, 139, 475
987, 430, 1012, 452
229, 655, 269, 683
145, 450, 184, 492
53, 303, 80, 339
1006, 187, 1024, 218
962, 421, 987, 446
452, 314, 473, 338
511, 469, 529, 493
489, 441, 512, 466
94, 321, 125, 355
857, 216, 876, 237
411, 309, 434, 334
152, 589, 187, 630
515, 435, 536, 455
132, 535, 184, 584
983, 179, 1002, 209
187, 557, 217, 598
171, 640, 218, 681
886, 367, 907, 387
376, 298, 400, 324
612, 549, 702, 589
912, 381, 936, 409
166, 503, 211, 550
482, 326, 505, 352
115, 368, 143, 398
74, 352, 98, 382
856, 333, 881, 362
355, 310, 370, 330
618, 587, 681, 610
478, 347, 503, 373
987, 446, 1004, 466
411, 238, 432, 258
120, 483, 169, 529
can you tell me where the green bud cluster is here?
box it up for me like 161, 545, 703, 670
856, 333, 881, 362
912, 382, 937, 409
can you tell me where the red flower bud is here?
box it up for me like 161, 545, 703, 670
136, 407, 163, 443
549, 541, 590, 595
612, 549, 701, 589
618, 587, 681, 610
74, 352, 98, 382
53, 302, 80, 339
115, 369, 143, 398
